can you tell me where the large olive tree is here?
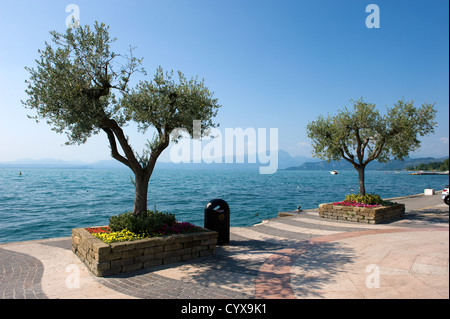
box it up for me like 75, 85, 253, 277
306, 98, 437, 196
23, 22, 221, 216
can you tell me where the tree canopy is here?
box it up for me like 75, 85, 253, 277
307, 98, 437, 195
23, 22, 143, 144
22, 22, 221, 216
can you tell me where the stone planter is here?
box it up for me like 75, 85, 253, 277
318, 203, 405, 224
72, 227, 218, 277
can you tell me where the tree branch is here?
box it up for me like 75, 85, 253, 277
144, 133, 170, 178
361, 137, 370, 157
339, 146, 358, 167
102, 127, 132, 170
340, 142, 356, 164
354, 127, 365, 165
364, 142, 385, 166
101, 117, 142, 172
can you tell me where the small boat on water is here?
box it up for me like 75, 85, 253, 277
330, 170, 339, 175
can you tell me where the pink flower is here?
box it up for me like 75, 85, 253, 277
332, 201, 381, 208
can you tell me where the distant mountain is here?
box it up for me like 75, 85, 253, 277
284, 157, 450, 171
153, 149, 316, 170
277, 150, 320, 169
0, 158, 90, 169
5, 153, 443, 172
0, 149, 317, 171
87, 160, 127, 169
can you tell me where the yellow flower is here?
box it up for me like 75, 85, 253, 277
92, 229, 145, 244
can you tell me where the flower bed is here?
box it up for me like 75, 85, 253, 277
85, 222, 201, 244
331, 201, 382, 209
319, 202, 405, 224
72, 224, 218, 277
87, 227, 145, 244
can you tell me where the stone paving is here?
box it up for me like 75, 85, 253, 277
0, 247, 46, 299
0, 193, 448, 299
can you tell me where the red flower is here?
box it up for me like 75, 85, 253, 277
86, 226, 111, 234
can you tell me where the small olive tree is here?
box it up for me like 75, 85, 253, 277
306, 98, 437, 196
23, 22, 221, 216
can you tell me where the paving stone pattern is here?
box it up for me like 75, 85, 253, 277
0, 247, 47, 299
0, 196, 448, 299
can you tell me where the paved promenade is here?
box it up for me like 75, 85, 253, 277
1, 193, 448, 299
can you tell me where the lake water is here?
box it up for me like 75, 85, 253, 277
0, 167, 448, 243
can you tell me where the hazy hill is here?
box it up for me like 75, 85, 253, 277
284, 157, 450, 171
0, 158, 90, 169
1, 153, 447, 172
0, 149, 317, 170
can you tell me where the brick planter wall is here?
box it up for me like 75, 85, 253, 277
318, 203, 405, 224
72, 227, 218, 277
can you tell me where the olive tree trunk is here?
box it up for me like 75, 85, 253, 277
356, 166, 366, 196
133, 172, 150, 215
101, 117, 169, 217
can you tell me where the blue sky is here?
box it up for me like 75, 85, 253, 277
0, 0, 448, 163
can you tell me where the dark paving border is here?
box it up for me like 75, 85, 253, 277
98, 264, 253, 299
0, 247, 47, 299
0, 195, 446, 299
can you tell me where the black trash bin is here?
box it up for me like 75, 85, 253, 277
204, 199, 230, 245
